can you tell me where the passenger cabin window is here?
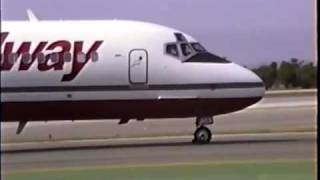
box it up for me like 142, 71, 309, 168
50, 53, 59, 63
77, 52, 86, 63
166, 44, 179, 57
37, 53, 45, 64
21, 53, 31, 64
9, 53, 18, 64
91, 52, 99, 62
63, 52, 72, 62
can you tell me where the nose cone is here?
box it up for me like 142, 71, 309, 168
246, 67, 265, 97
248, 68, 265, 98
231, 63, 265, 98
221, 64, 266, 114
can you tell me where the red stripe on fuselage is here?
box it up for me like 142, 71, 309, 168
1, 97, 262, 121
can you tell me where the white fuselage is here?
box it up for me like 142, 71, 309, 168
1, 20, 265, 121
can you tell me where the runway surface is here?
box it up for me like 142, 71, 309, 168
0, 92, 317, 173
1, 132, 316, 173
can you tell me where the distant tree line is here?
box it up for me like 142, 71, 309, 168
251, 58, 317, 90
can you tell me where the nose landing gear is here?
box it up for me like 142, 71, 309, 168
192, 116, 214, 144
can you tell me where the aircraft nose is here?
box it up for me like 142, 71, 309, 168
231, 63, 266, 98
228, 63, 266, 111
207, 63, 265, 115
244, 65, 265, 98
249, 69, 265, 98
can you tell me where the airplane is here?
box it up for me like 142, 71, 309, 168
0, 10, 265, 144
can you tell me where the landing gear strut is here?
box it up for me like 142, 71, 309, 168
192, 116, 214, 144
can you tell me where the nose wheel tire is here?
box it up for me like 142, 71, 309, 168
193, 126, 212, 144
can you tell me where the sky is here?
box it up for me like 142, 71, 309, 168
0, 0, 316, 67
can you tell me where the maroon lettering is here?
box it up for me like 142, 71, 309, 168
1, 32, 104, 81
0, 32, 9, 46
62, 41, 103, 81
38, 40, 71, 71
2, 42, 31, 70
18, 42, 48, 71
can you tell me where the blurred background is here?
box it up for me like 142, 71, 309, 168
1, 0, 317, 180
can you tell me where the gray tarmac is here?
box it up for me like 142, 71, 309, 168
1, 132, 316, 172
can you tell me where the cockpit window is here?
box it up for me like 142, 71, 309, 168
180, 43, 194, 56
191, 43, 207, 53
174, 33, 187, 42
166, 43, 179, 57
164, 33, 231, 64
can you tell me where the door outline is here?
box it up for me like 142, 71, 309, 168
128, 49, 149, 84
